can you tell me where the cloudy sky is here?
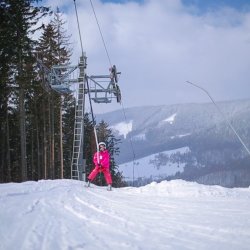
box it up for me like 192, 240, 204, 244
41, 0, 250, 113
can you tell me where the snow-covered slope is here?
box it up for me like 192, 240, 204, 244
97, 100, 250, 164
97, 99, 250, 187
1, 179, 250, 250
119, 147, 190, 182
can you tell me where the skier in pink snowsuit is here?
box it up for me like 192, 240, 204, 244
87, 142, 112, 190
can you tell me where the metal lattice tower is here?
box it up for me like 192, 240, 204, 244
37, 54, 121, 181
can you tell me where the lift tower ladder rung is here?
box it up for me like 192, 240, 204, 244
71, 56, 86, 180
71, 82, 84, 180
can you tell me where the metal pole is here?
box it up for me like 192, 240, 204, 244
86, 78, 100, 163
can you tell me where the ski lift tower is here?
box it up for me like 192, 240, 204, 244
37, 54, 121, 181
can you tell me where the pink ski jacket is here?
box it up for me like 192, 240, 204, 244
93, 150, 110, 169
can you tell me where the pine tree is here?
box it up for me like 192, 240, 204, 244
0, 3, 13, 182
0, 0, 49, 182
61, 95, 76, 179
51, 8, 72, 179
36, 8, 72, 179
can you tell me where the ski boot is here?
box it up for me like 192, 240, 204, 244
107, 184, 112, 191
85, 180, 91, 188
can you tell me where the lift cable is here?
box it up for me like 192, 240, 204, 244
73, 0, 85, 57
89, 0, 138, 179
73, 0, 100, 157
187, 80, 250, 157
120, 100, 137, 186
89, 0, 112, 67
74, 0, 137, 178
115, 73, 136, 186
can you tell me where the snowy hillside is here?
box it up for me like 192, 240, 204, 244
97, 100, 250, 164
1, 179, 250, 250
119, 147, 190, 184
97, 99, 250, 187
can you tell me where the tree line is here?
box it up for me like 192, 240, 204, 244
0, 0, 125, 187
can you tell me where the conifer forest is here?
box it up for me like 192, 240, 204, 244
0, 0, 124, 186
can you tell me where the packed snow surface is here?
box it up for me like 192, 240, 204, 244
1, 179, 250, 250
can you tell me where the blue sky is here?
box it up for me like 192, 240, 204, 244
101, 0, 250, 11
42, 0, 250, 113
182, 0, 250, 12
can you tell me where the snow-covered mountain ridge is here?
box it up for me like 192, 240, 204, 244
97, 99, 250, 187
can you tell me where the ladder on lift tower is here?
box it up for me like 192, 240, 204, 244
71, 81, 85, 180
71, 56, 86, 180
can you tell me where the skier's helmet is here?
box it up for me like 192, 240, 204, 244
98, 142, 106, 148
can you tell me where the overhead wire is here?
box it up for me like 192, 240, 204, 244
89, 0, 112, 67
115, 73, 137, 186
120, 100, 137, 186
186, 81, 250, 157
89, 1, 137, 185
75, 0, 137, 184
73, 0, 100, 158
73, 0, 84, 57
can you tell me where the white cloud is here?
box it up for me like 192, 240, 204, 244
42, 0, 250, 113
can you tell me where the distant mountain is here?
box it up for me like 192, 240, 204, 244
97, 99, 250, 187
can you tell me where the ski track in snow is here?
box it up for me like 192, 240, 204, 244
0, 179, 250, 250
